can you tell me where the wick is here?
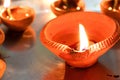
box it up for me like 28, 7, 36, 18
70, 48, 87, 54
113, 0, 118, 10
6, 7, 14, 20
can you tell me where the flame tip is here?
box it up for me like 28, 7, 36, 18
4, 0, 11, 8
79, 24, 89, 52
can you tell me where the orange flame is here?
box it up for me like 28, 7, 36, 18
4, 0, 11, 8
79, 24, 89, 52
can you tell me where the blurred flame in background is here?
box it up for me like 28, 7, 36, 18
4, 0, 11, 8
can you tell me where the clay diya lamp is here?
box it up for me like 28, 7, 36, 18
100, 0, 120, 24
40, 12, 120, 68
50, 0, 85, 16
0, 58, 6, 79
0, 6, 35, 31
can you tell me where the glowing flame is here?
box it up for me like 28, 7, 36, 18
79, 24, 89, 52
4, 0, 11, 8
46, 0, 55, 4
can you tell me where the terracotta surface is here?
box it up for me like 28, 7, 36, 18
100, 0, 120, 24
40, 11, 120, 68
50, 0, 85, 16
0, 6, 35, 31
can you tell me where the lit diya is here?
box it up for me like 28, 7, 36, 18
40, 12, 120, 68
0, 0, 35, 31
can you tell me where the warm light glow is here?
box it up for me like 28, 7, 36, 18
4, 0, 11, 8
79, 24, 89, 52
108, 7, 112, 11
76, 7, 81, 10
46, 0, 55, 4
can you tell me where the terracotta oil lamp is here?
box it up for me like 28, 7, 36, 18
40, 12, 120, 68
0, 0, 35, 31
100, 0, 120, 24
0, 58, 6, 79
50, 0, 85, 16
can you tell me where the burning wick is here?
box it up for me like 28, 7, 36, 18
4, 0, 14, 20
6, 8, 14, 20
76, 24, 94, 52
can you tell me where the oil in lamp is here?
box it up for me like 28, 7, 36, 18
40, 12, 120, 68
100, 0, 120, 24
50, 0, 85, 16
0, 0, 35, 31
